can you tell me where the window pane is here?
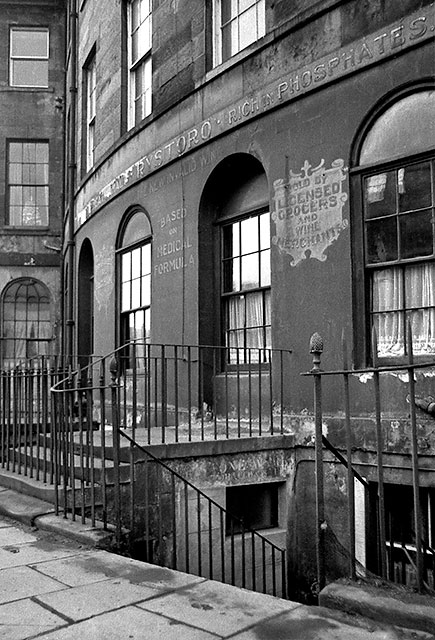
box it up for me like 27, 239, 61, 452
373, 311, 404, 357
241, 253, 259, 288
227, 295, 245, 330
222, 21, 238, 60
223, 224, 237, 259
241, 216, 258, 253
366, 217, 398, 263
11, 30, 48, 57
12, 59, 48, 87
122, 211, 151, 247
141, 273, 151, 307
222, 0, 238, 22
122, 252, 131, 283
36, 142, 49, 163
35, 164, 49, 183
240, 0, 256, 11
9, 163, 21, 183
131, 278, 141, 308
131, 247, 141, 279
121, 282, 131, 311
223, 257, 239, 292
364, 171, 396, 219
404, 263, 435, 309
38, 206, 49, 226
137, 17, 151, 56
23, 143, 36, 163
144, 307, 151, 338
9, 143, 22, 162
10, 187, 22, 205
400, 210, 433, 259
409, 309, 435, 355
372, 268, 403, 312
239, 6, 257, 50
245, 291, 263, 327
398, 162, 432, 212
36, 186, 48, 207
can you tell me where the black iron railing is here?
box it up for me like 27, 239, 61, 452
304, 326, 435, 594
0, 357, 67, 484
48, 347, 288, 598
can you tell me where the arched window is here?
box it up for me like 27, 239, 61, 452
200, 154, 270, 364
117, 209, 152, 365
352, 88, 435, 362
1, 278, 51, 367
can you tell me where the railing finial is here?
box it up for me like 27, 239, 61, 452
310, 332, 323, 371
109, 356, 119, 382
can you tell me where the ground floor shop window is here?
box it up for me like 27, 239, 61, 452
117, 209, 152, 368
221, 210, 271, 364
352, 88, 435, 363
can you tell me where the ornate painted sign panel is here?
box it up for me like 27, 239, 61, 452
271, 159, 348, 266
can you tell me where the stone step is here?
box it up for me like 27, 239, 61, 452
320, 581, 435, 637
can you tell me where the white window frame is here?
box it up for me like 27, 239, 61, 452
10, 27, 49, 88
213, 0, 265, 67
85, 56, 96, 171
127, 0, 152, 130
7, 140, 50, 227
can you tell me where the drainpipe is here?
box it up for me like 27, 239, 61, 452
66, 0, 78, 363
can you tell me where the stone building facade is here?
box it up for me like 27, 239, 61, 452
62, 0, 435, 600
0, 0, 65, 367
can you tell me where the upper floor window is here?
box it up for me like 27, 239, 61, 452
214, 0, 265, 66
10, 28, 49, 88
352, 89, 435, 362
85, 54, 97, 171
7, 141, 49, 227
128, 0, 152, 129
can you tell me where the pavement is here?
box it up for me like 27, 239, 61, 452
0, 487, 435, 639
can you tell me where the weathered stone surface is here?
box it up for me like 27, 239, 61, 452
35, 577, 160, 621
138, 579, 298, 636
0, 599, 65, 640
0, 565, 66, 604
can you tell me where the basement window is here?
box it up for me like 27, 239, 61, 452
226, 482, 281, 534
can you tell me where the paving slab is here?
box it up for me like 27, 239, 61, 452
0, 524, 38, 546
34, 606, 221, 640
29, 550, 118, 587
139, 578, 299, 637
35, 577, 161, 621
0, 565, 66, 604
0, 539, 83, 569
0, 598, 66, 640
57, 549, 205, 590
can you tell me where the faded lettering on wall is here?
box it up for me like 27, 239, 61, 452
154, 207, 195, 276
76, 8, 433, 224
271, 159, 348, 266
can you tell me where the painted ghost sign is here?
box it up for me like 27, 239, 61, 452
271, 159, 348, 266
